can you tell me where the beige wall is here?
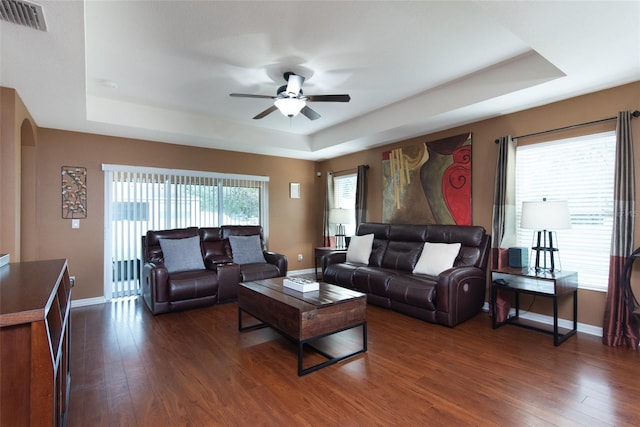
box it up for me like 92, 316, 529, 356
319, 81, 640, 328
16, 128, 321, 300
0, 88, 37, 262
2, 81, 639, 329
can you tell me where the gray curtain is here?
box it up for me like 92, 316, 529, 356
322, 172, 335, 247
491, 135, 517, 269
491, 135, 517, 322
355, 165, 369, 232
603, 111, 639, 348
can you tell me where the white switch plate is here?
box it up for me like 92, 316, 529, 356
71, 219, 80, 229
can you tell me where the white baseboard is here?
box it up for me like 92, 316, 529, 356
71, 296, 107, 308
482, 302, 602, 337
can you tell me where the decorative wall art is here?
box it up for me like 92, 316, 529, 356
382, 133, 472, 225
61, 166, 87, 219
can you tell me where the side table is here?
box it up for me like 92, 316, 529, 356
491, 267, 578, 346
314, 247, 347, 280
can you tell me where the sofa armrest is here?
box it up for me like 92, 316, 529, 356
204, 256, 233, 270
216, 263, 242, 301
322, 251, 347, 273
142, 262, 170, 314
264, 251, 288, 276
436, 266, 487, 327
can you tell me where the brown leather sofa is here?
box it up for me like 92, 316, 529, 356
322, 222, 490, 327
142, 225, 287, 314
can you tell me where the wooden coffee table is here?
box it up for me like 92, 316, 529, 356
238, 277, 367, 376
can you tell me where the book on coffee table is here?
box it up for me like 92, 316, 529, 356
283, 277, 320, 292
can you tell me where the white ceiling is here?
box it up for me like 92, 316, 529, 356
1, 1, 639, 161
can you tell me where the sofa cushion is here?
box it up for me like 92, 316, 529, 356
353, 266, 401, 295
413, 242, 461, 276
229, 235, 267, 265
381, 241, 423, 271
322, 262, 359, 288
386, 275, 437, 311
159, 236, 205, 273
240, 263, 281, 282
346, 233, 374, 263
168, 270, 218, 301
200, 227, 233, 265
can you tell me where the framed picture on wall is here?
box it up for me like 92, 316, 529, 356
61, 166, 87, 219
382, 133, 472, 225
290, 182, 301, 199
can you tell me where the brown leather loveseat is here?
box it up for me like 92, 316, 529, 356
142, 225, 287, 314
322, 222, 490, 327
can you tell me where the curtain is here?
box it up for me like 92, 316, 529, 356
355, 165, 369, 232
491, 136, 517, 321
322, 172, 335, 247
491, 136, 517, 268
603, 111, 639, 348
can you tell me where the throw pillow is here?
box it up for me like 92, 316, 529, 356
346, 233, 374, 264
412, 242, 461, 276
228, 235, 267, 265
159, 236, 205, 274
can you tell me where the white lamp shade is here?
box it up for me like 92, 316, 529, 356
329, 208, 354, 225
521, 200, 571, 230
274, 98, 306, 117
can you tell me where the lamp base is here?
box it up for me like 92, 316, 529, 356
335, 224, 347, 250
531, 230, 561, 272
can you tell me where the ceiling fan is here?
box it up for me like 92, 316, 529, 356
230, 72, 351, 120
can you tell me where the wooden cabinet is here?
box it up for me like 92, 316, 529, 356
0, 259, 72, 426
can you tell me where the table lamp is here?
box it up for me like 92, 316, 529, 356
329, 208, 353, 250
521, 199, 571, 272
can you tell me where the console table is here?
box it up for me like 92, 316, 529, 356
0, 259, 73, 425
490, 267, 578, 346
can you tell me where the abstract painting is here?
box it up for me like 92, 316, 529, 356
382, 133, 472, 225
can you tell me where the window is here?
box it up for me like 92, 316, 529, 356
515, 132, 616, 291
103, 165, 269, 298
333, 173, 357, 236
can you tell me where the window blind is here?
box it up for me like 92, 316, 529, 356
515, 132, 616, 290
333, 173, 357, 236
103, 165, 269, 299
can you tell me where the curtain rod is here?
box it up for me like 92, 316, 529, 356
494, 110, 640, 143
330, 164, 369, 175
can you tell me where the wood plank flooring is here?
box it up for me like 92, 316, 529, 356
68, 297, 640, 426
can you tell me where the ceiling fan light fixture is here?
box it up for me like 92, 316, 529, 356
274, 97, 306, 117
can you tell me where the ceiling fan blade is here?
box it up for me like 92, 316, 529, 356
307, 94, 351, 102
253, 105, 278, 120
230, 93, 275, 99
285, 74, 305, 96
300, 106, 320, 120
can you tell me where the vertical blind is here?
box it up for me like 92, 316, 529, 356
103, 165, 269, 299
515, 132, 616, 290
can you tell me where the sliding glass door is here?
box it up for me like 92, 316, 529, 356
103, 165, 269, 299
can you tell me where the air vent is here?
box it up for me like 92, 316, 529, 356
0, 0, 47, 31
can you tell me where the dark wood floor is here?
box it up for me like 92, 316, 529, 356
68, 297, 640, 426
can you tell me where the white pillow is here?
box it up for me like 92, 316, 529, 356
346, 233, 374, 264
412, 242, 461, 276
